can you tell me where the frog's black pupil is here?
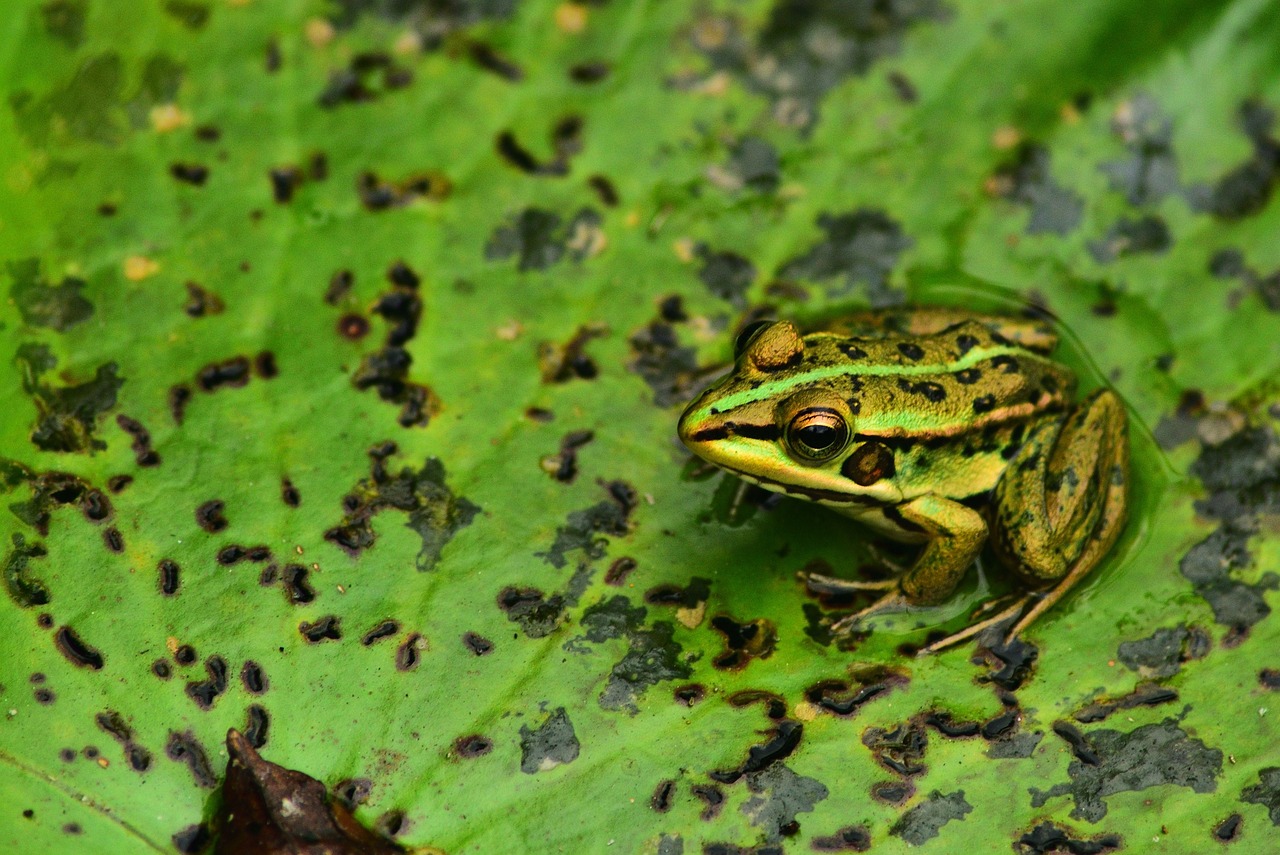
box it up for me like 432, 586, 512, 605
797, 424, 839, 450
734, 320, 772, 359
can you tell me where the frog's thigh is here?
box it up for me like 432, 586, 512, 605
889, 495, 988, 605
991, 389, 1129, 584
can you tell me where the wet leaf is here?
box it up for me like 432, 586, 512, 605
2, 1, 1280, 853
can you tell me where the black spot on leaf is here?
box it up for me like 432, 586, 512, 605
324, 444, 479, 571
3, 534, 50, 608
1029, 719, 1222, 821
537, 480, 636, 569
890, 790, 972, 846
1088, 215, 1172, 263
166, 731, 216, 788
777, 209, 912, 304
1242, 768, 1280, 826
484, 206, 604, 271
519, 707, 579, 774
14, 344, 123, 453
6, 258, 94, 331
990, 143, 1084, 235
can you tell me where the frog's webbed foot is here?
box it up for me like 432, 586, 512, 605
828, 591, 911, 635
917, 595, 1034, 654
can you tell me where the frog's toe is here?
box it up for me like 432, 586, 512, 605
801, 571, 898, 597
829, 590, 909, 635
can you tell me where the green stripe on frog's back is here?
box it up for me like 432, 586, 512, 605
705, 329, 1076, 438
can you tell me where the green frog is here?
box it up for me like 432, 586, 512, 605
677, 308, 1129, 652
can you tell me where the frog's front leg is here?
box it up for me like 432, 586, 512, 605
827, 495, 987, 634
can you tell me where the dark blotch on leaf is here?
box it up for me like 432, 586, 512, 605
3, 534, 51, 608
777, 209, 913, 304
1242, 767, 1280, 826
95, 710, 151, 772
691, 784, 725, 821
1213, 814, 1242, 842
568, 60, 610, 83
990, 143, 1084, 236
169, 162, 209, 185
1088, 215, 1172, 263
54, 625, 103, 669
538, 480, 637, 568
454, 734, 493, 758
268, 165, 305, 203
498, 586, 565, 638
863, 719, 928, 776
462, 632, 493, 655
244, 704, 269, 748
697, 246, 756, 308
356, 169, 451, 210
1181, 427, 1280, 637
172, 824, 211, 854
651, 779, 675, 812
168, 384, 193, 424
1015, 822, 1121, 854
395, 633, 422, 671
333, 779, 373, 812
300, 615, 342, 643
325, 269, 355, 305
519, 707, 579, 774
485, 206, 603, 271
542, 429, 594, 483
690, 0, 945, 131
890, 790, 972, 846
587, 174, 619, 207
811, 825, 872, 852
627, 317, 700, 408
241, 660, 267, 694
361, 619, 400, 645
14, 344, 123, 453
710, 720, 803, 784
183, 280, 225, 317
1030, 719, 1222, 822
710, 614, 777, 670
338, 313, 370, 339
158, 559, 180, 596
324, 445, 479, 570
977, 633, 1038, 690
674, 684, 706, 706
280, 563, 315, 604
196, 355, 251, 391
166, 731, 216, 788
468, 41, 522, 81
7, 258, 94, 331
605, 556, 638, 586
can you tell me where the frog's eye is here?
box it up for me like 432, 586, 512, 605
733, 320, 773, 359
786, 408, 849, 463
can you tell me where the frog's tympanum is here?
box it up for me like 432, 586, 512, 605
677, 309, 1129, 652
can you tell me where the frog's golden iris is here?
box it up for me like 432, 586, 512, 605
678, 308, 1130, 652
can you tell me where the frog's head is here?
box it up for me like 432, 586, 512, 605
678, 321, 898, 504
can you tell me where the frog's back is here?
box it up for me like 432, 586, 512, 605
803, 319, 1075, 440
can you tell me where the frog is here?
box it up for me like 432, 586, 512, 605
676, 307, 1129, 653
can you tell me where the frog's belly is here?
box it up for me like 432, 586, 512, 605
840, 504, 934, 544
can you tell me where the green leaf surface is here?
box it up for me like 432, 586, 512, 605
2, 0, 1280, 852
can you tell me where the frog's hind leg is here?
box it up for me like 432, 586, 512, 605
991, 389, 1130, 643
